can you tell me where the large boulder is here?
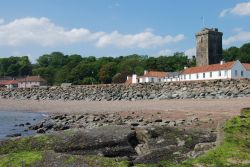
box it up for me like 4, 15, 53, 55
53, 125, 138, 157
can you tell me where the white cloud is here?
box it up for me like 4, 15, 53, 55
0, 17, 184, 49
96, 31, 184, 48
223, 31, 250, 45
158, 49, 173, 56
0, 18, 4, 24
220, 2, 250, 17
232, 27, 243, 32
219, 9, 231, 17
0, 17, 104, 47
184, 47, 196, 58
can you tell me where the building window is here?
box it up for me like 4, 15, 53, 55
196, 74, 199, 79
210, 72, 212, 78
235, 70, 238, 77
203, 73, 205, 78
189, 74, 191, 79
241, 70, 244, 77
219, 71, 221, 77
151, 78, 154, 82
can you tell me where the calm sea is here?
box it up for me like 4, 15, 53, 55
0, 111, 46, 140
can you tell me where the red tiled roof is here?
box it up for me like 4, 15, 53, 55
19, 76, 46, 82
0, 80, 18, 85
182, 61, 235, 74
242, 63, 250, 70
143, 71, 167, 78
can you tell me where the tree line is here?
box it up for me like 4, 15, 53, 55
0, 43, 249, 85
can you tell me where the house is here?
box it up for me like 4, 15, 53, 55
0, 80, 18, 88
243, 63, 250, 78
179, 60, 250, 81
18, 76, 47, 88
165, 72, 181, 82
131, 70, 168, 84
126, 60, 250, 84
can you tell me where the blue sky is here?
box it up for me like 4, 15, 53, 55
0, 0, 250, 62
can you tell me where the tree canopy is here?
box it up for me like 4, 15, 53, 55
0, 42, 249, 85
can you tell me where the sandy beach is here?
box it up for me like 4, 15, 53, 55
0, 98, 249, 121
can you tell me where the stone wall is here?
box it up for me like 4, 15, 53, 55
0, 79, 250, 101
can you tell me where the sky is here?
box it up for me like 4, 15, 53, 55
0, 0, 250, 62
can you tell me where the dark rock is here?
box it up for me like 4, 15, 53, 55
37, 128, 46, 133
54, 125, 138, 157
6, 133, 21, 138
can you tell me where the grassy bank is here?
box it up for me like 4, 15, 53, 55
0, 108, 249, 167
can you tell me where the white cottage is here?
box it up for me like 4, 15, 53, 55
179, 60, 250, 81
18, 76, 47, 88
131, 71, 167, 84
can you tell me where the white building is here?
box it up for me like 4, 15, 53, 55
126, 60, 250, 84
179, 60, 250, 81
131, 70, 167, 84
18, 76, 47, 88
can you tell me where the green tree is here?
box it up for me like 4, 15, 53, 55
99, 62, 117, 84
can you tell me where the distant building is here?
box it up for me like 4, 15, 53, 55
130, 70, 168, 84
165, 72, 181, 82
0, 80, 18, 88
196, 28, 223, 67
61, 83, 72, 88
126, 60, 250, 84
179, 60, 250, 81
18, 76, 47, 88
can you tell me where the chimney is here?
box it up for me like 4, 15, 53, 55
144, 70, 148, 75
220, 60, 225, 65
184, 66, 188, 70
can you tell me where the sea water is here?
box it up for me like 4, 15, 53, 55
0, 111, 45, 140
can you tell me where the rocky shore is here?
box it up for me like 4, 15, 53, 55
1, 79, 250, 101
1, 111, 218, 165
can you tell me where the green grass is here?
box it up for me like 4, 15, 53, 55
0, 151, 42, 167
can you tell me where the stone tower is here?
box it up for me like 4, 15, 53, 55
196, 28, 223, 67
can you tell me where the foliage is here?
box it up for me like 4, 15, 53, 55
0, 56, 32, 77
0, 42, 250, 85
223, 43, 250, 63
